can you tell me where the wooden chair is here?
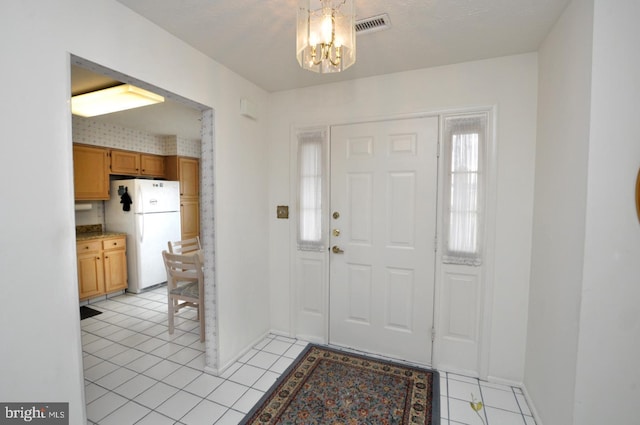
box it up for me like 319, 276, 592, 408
167, 236, 201, 255
162, 250, 205, 342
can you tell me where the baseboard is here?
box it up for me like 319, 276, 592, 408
203, 365, 219, 376
291, 333, 324, 345
209, 329, 322, 376
437, 364, 481, 379
268, 329, 295, 339
209, 330, 272, 376
485, 374, 523, 388
520, 384, 544, 425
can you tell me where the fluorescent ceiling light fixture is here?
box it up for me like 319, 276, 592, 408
72, 84, 164, 117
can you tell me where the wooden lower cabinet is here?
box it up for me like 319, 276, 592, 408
77, 236, 127, 300
102, 237, 128, 293
76, 241, 104, 300
180, 199, 200, 240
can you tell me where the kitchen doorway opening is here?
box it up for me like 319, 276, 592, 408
69, 55, 218, 372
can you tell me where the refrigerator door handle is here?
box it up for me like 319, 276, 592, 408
139, 214, 144, 244
138, 185, 144, 214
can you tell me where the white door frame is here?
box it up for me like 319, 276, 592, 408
290, 107, 497, 378
431, 107, 497, 379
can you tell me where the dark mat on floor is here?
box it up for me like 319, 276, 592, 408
240, 344, 440, 425
80, 306, 102, 320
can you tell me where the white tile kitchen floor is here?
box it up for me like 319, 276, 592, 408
81, 287, 537, 424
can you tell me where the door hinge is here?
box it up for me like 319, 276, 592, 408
434, 235, 438, 252
431, 327, 436, 342
436, 140, 441, 158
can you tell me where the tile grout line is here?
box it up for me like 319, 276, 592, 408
477, 378, 490, 425
511, 385, 529, 425
445, 372, 451, 425
85, 290, 529, 425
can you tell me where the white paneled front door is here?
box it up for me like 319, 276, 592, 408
329, 117, 439, 365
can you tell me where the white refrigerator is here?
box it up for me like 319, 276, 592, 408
105, 179, 181, 293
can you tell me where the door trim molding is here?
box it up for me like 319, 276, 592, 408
289, 124, 331, 343
289, 106, 498, 378
431, 106, 497, 379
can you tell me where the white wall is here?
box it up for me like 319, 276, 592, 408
0, 1, 269, 422
526, 1, 640, 424
525, 1, 594, 424
574, 0, 640, 423
267, 53, 539, 382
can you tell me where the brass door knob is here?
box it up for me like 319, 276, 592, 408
332, 245, 344, 254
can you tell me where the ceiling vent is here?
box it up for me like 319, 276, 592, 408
355, 13, 391, 35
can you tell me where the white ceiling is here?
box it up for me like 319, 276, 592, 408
73, 0, 570, 140
115, 0, 570, 93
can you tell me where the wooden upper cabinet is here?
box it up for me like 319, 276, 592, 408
110, 149, 165, 178
110, 149, 140, 175
73, 144, 110, 200
180, 157, 199, 197
140, 154, 165, 177
166, 156, 199, 197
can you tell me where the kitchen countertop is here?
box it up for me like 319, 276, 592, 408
76, 231, 127, 242
76, 224, 126, 241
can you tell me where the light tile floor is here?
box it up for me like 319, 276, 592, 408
81, 287, 536, 424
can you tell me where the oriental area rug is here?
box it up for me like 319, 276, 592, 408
240, 344, 440, 425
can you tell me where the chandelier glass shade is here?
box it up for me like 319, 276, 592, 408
297, 0, 356, 73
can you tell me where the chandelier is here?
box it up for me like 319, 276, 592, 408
297, 0, 356, 73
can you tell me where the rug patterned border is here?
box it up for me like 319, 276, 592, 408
240, 343, 440, 424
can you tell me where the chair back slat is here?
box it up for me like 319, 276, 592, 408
168, 236, 201, 255
162, 250, 203, 291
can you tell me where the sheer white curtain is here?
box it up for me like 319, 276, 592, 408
297, 130, 326, 251
443, 114, 487, 266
